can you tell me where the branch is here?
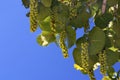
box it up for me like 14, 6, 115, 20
102, 0, 107, 14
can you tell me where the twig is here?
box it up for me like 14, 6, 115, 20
102, 0, 107, 14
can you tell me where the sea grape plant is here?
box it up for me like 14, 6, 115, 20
22, 0, 120, 80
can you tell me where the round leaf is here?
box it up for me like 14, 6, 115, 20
95, 13, 113, 29
88, 55, 98, 69
106, 49, 119, 66
76, 35, 86, 48
73, 48, 87, 74
73, 48, 82, 66
88, 27, 106, 55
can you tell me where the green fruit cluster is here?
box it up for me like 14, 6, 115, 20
81, 42, 89, 72
87, 69, 96, 80
50, 7, 57, 33
29, 0, 38, 32
59, 31, 68, 58
99, 51, 107, 76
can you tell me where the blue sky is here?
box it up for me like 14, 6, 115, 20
0, 0, 119, 80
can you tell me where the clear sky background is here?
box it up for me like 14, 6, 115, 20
0, 0, 120, 80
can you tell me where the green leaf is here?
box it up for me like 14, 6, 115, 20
88, 27, 106, 55
106, 49, 119, 66
38, 16, 52, 32
76, 35, 86, 48
54, 4, 69, 33
66, 26, 76, 48
54, 4, 69, 23
113, 21, 120, 39
113, 21, 120, 49
114, 39, 120, 49
37, 2, 50, 22
89, 2, 99, 16
22, 0, 29, 8
89, 0, 102, 15
73, 48, 82, 66
70, 16, 83, 28
88, 55, 98, 69
70, 7, 90, 28
40, 0, 52, 7
37, 31, 56, 46
95, 13, 113, 29
105, 36, 113, 48
73, 48, 87, 74
107, 0, 118, 6
73, 48, 98, 71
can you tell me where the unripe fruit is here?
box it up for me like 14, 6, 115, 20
99, 51, 107, 76
59, 31, 68, 58
81, 42, 89, 72
30, 0, 38, 32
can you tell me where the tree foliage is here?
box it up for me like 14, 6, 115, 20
22, 0, 120, 80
